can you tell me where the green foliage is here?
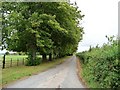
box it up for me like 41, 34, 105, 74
5, 51, 9, 55
18, 52, 26, 55
25, 57, 42, 66
76, 37, 120, 88
2, 2, 84, 65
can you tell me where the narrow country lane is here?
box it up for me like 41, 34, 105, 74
6, 56, 85, 88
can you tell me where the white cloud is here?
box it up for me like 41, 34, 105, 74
70, 0, 119, 52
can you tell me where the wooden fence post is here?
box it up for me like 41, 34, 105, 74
10, 58, 12, 67
2, 54, 6, 69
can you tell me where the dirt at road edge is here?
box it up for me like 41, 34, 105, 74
76, 57, 89, 89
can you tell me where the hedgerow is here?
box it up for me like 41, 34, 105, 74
76, 36, 120, 88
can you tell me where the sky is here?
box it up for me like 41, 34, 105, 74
0, 0, 119, 54
70, 0, 119, 52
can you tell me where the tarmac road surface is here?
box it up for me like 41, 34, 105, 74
6, 56, 85, 88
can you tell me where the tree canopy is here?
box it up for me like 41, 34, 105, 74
2, 2, 84, 65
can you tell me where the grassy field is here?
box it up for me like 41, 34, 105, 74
0, 55, 27, 61
1, 56, 71, 87
5, 55, 28, 61
0, 55, 28, 68
1, 55, 43, 68
0, 55, 48, 61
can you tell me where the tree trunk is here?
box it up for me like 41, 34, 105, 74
32, 49, 36, 64
28, 45, 36, 66
42, 54, 47, 61
49, 53, 52, 61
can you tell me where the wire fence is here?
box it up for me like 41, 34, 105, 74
2, 55, 26, 69
4, 58, 25, 68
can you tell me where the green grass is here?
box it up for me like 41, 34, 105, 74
0, 55, 27, 61
5, 55, 27, 61
0, 55, 28, 68
1, 56, 71, 87
0, 54, 51, 69
0, 55, 48, 61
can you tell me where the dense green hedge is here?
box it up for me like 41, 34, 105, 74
25, 57, 42, 66
76, 39, 120, 88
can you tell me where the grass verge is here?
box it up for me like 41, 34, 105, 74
81, 64, 100, 88
1, 56, 71, 87
77, 57, 100, 88
76, 57, 88, 88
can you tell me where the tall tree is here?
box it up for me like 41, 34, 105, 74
2, 2, 84, 65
